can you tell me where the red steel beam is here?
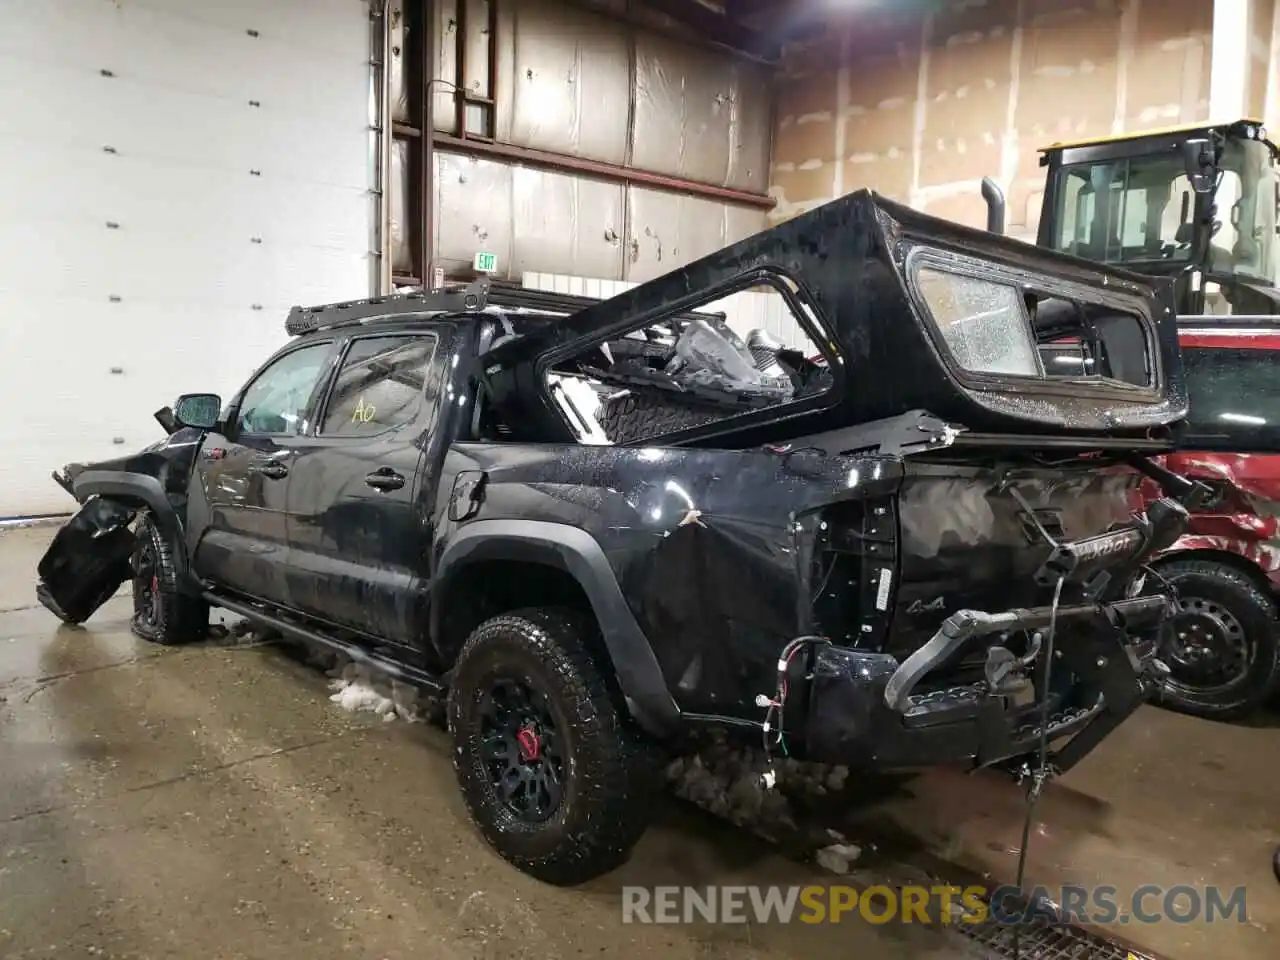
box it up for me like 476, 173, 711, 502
432, 133, 776, 210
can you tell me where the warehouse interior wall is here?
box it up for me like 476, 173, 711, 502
388, 0, 777, 287
769, 0, 1218, 243
1248, 0, 1276, 122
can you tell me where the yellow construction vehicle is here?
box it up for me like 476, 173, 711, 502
982, 119, 1279, 317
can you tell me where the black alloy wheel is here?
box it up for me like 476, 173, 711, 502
478, 677, 566, 823
131, 531, 161, 634
128, 510, 209, 645
447, 607, 661, 885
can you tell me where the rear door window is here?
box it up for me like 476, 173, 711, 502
318, 333, 440, 437
1182, 344, 1280, 448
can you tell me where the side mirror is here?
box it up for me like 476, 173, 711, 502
1180, 138, 1216, 194
172, 393, 223, 430
981, 177, 1006, 235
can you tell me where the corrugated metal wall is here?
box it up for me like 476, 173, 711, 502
391, 0, 775, 284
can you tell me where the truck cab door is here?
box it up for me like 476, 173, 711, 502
284, 327, 451, 648
186, 340, 336, 607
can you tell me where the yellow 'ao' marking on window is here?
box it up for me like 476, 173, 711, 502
352, 397, 376, 423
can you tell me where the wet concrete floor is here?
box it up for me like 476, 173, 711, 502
0, 526, 967, 960
873, 693, 1280, 959
2, 525, 1276, 959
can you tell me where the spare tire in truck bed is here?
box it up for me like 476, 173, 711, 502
596, 392, 727, 444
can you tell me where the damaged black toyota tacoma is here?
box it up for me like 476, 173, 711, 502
38, 191, 1202, 886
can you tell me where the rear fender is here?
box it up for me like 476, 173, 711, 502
430, 519, 681, 738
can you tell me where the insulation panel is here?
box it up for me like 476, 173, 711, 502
504, 0, 631, 165
433, 151, 766, 284
769, 0, 1216, 242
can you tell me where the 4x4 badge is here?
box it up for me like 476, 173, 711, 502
907, 596, 945, 615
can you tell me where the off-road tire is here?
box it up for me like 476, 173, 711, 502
129, 511, 209, 645
1152, 558, 1280, 720
597, 392, 722, 444
447, 607, 660, 885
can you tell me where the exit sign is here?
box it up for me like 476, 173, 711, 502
473, 251, 498, 273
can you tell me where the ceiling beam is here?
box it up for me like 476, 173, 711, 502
637, 0, 780, 60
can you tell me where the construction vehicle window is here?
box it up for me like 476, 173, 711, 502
1053, 139, 1278, 286
236, 343, 332, 437
1053, 157, 1189, 265
320, 334, 439, 437
1216, 138, 1277, 284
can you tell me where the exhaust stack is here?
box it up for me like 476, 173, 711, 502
981, 177, 1006, 235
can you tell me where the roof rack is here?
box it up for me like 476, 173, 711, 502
285, 275, 728, 337
285, 279, 492, 336
483, 279, 728, 325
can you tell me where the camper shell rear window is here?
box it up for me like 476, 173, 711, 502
906, 248, 1161, 396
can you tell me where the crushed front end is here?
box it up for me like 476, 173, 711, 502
35, 410, 203, 625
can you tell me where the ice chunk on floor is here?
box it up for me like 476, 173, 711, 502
327, 661, 424, 722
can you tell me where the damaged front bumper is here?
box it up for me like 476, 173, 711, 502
36, 495, 138, 624
802, 594, 1173, 773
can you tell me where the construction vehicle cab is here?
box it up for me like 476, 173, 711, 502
1032, 119, 1280, 317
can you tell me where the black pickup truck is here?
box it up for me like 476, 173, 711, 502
37, 190, 1200, 885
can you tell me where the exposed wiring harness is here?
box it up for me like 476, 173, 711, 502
755, 634, 831, 788
1011, 572, 1065, 960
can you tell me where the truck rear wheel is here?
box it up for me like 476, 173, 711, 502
1153, 558, 1280, 720
447, 607, 659, 885
130, 511, 209, 646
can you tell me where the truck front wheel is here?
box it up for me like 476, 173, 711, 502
130, 511, 209, 646
1153, 558, 1280, 720
447, 607, 660, 885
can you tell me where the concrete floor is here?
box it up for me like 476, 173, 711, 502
0, 526, 963, 960
851, 704, 1280, 960
2, 524, 1276, 960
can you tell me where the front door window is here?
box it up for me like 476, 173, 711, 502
236, 343, 332, 436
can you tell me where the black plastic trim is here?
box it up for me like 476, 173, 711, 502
431, 519, 682, 737
71, 469, 187, 577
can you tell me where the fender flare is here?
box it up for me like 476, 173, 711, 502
71, 470, 189, 577
432, 519, 681, 738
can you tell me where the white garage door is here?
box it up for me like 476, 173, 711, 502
0, 0, 372, 517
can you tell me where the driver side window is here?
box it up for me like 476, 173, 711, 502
236, 343, 331, 436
